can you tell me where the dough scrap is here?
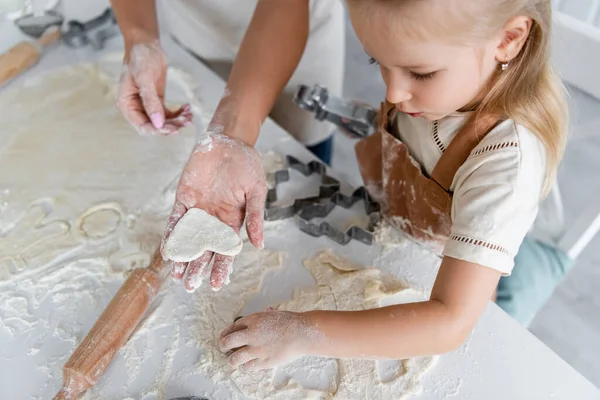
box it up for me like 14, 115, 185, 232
195, 250, 438, 399
163, 208, 243, 261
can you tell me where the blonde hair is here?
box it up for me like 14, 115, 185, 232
348, 0, 568, 195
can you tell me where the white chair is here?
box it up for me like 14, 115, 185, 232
543, 1, 600, 259
496, 2, 600, 325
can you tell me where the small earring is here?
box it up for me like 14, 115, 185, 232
501, 54, 509, 71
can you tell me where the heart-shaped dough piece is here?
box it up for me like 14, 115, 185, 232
163, 208, 243, 262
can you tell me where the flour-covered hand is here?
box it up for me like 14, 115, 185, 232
161, 133, 267, 292
219, 310, 319, 371
117, 40, 192, 136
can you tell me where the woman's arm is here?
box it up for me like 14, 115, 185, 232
211, 0, 310, 145
110, 0, 160, 49
111, 0, 193, 135
220, 257, 501, 370
110, 0, 309, 142
161, 1, 311, 289
307, 257, 501, 359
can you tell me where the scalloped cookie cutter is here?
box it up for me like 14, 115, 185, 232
264, 155, 340, 221
263, 155, 380, 245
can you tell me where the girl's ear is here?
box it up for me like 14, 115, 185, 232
495, 16, 532, 64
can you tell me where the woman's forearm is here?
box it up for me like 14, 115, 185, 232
211, 0, 310, 146
110, 0, 160, 49
306, 300, 469, 359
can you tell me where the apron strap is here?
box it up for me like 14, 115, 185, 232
430, 113, 502, 192
379, 100, 397, 131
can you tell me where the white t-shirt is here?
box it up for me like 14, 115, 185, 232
161, 0, 341, 60
394, 112, 546, 275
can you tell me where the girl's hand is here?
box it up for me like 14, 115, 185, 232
219, 310, 319, 371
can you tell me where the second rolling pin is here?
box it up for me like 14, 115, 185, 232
0, 26, 62, 87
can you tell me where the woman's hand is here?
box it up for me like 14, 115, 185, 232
219, 310, 319, 371
161, 133, 267, 292
117, 40, 192, 136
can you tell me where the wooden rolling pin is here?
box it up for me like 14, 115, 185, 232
53, 250, 170, 400
0, 26, 62, 87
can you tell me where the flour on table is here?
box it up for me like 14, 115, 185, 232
168, 243, 286, 399
0, 55, 201, 399
163, 208, 243, 261
373, 218, 411, 254
260, 151, 286, 189
190, 250, 438, 399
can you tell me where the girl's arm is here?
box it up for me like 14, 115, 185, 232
220, 257, 501, 370
307, 257, 501, 359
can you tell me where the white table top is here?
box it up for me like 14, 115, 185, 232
1, 24, 599, 400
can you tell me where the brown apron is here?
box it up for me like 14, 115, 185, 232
355, 101, 499, 250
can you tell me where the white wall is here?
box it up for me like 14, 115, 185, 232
554, 0, 600, 27
552, 1, 600, 99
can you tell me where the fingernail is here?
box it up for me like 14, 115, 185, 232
259, 239, 265, 249
185, 281, 200, 292
185, 285, 199, 294
151, 112, 164, 129
185, 273, 203, 293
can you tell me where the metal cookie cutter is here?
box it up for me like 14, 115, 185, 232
62, 8, 118, 50
15, 10, 64, 39
296, 187, 380, 245
294, 84, 378, 139
264, 155, 340, 221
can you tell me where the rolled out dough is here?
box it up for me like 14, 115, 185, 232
194, 250, 438, 399
0, 56, 203, 398
163, 208, 243, 261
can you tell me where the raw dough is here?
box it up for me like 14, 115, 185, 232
0, 60, 199, 282
163, 208, 243, 261
0, 56, 201, 398
194, 250, 438, 399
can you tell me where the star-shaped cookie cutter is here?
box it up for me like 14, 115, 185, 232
296, 187, 380, 245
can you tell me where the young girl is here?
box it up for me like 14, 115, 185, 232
217, 0, 568, 371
